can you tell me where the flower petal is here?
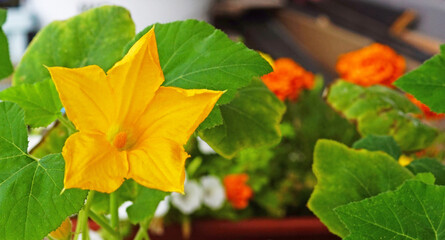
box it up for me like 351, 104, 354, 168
48, 65, 115, 134
127, 87, 222, 193
127, 138, 188, 193
107, 27, 164, 126
63, 132, 128, 193
134, 86, 224, 145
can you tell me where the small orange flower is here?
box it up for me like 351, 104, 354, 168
223, 174, 253, 209
406, 94, 445, 120
336, 43, 405, 87
261, 58, 314, 101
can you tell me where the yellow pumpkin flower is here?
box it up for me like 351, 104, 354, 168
48, 28, 224, 193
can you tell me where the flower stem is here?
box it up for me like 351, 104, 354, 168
110, 191, 121, 239
88, 210, 119, 237
134, 218, 151, 240
57, 114, 76, 134
73, 191, 95, 240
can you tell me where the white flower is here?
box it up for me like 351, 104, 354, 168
197, 137, 216, 154
171, 180, 203, 214
154, 195, 171, 218
200, 176, 225, 210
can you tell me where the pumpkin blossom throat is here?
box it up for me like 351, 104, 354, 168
48, 27, 224, 193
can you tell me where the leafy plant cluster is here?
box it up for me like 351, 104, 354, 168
0, 6, 284, 240
306, 46, 445, 239
1, 4, 445, 240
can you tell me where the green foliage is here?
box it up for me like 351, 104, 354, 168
353, 135, 401, 160
335, 175, 445, 240
30, 123, 69, 158
14, 6, 135, 85
308, 140, 413, 237
286, 76, 359, 170
90, 180, 139, 215
125, 20, 273, 130
327, 80, 437, 151
90, 179, 167, 224
0, 79, 62, 127
0, 9, 13, 79
199, 78, 285, 158
407, 158, 445, 185
0, 102, 86, 240
127, 187, 167, 224
395, 45, 445, 113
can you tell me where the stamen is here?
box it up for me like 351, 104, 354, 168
113, 132, 127, 149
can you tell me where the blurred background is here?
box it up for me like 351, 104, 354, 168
2, 0, 444, 89
2, 1, 444, 239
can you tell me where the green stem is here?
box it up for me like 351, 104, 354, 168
73, 210, 85, 240
57, 114, 76, 134
134, 218, 151, 240
110, 191, 121, 239
73, 191, 95, 240
88, 210, 119, 236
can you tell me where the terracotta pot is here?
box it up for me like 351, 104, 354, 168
148, 217, 340, 240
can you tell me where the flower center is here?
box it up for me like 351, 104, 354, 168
113, 131, 127, 149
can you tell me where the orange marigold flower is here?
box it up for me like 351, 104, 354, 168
406, 94, 445, 120
336, 43, 405, 87
224, 174, 253, 209
261, 58, 315, 101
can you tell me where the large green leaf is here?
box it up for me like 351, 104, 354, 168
0, 102, 86, 240
13, 6, 135, 85
125, 20, 273, 130
199, 78, 285, 158
407, 158, 445, 185
353, 135, 401, 160
395, 45, 445, 113
0, 79, 62, 127
127, 187, 167, 224
335, 176, 445, 240
327, 80, 437, 151
308, 140, 413, 237
0, 9, 13, 79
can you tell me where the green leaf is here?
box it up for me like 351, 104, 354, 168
0, 79, 62, 127
125, 20, 273, 130
413, 172, 436, 185
0, 9, 13, 79
353, 135, 401, 160
29, 123, 68, 158
407, 158, 445, 185
127, 187, 167, 224
308, 140, 413, 237
335, 177, 445, 240
395, 45, 445, 113
199, 78, 285, 158
0, 102, 86, 240
327, 80, 437, 151
13, 5, 135, 85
